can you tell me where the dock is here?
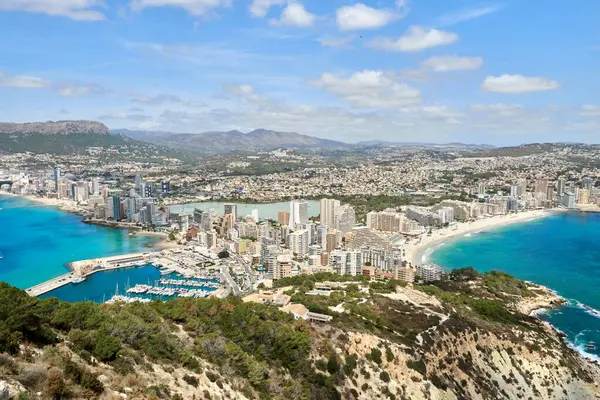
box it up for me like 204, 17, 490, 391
26, 272, 78, 297
25, 252, 157, 297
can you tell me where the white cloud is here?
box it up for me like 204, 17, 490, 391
318, 35, 356, 47
482, 74, 560, 94
99, 111, 152, 121
580, 105, 600, 117
130, 0, 231, 16
309, 70, 421, 109
437, 5, 500, 27
336, 3, 399, 31
368, 26, 458, 52
57, 83, 104, 97
0, 72, 51, 88
0, 0, 105, 20
128, 92, 182, 104
270, 3, 315, 27
422, 55, 483, 72
249, 0, 284, 17
226, 84, 254, 95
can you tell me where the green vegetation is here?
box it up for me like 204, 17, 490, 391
273, 272, 368, 288
217, 249, 230, 259
0, 132, 197, 163
0, 283, 341, 399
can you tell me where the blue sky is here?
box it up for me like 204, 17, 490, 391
0, 0, 598, 145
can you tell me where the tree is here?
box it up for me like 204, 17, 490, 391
218, 250, 230, 259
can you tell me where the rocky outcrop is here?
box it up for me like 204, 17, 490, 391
0, 120, 110, 135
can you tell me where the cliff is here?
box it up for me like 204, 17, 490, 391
0, 269, 598, 400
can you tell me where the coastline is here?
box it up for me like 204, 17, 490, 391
405, 208, 561, 266
0, 191, 176, 250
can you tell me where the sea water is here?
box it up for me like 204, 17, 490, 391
0, 195, 161, 289
430, 211, 600, 360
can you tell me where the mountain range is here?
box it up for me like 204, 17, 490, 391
112, 128, 347, 153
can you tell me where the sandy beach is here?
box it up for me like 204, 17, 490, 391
405, 209, 562, 266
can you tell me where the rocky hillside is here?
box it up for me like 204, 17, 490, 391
1, 269, 599, 399
115, 128, 347, 154
0, 120, 198, 162
0, 120, 110, 135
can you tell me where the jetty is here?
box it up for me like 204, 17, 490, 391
25, 252, 156, 297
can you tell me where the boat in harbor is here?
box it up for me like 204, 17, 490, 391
0, 251, 3, 259
585, 343, 596, 350
160, 268, 174, 275
72, 276, 86, 284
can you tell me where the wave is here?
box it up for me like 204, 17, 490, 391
464, 233, 472, 237
572, 300, 600, 320
542, 320, 600, 363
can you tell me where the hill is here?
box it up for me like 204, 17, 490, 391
0, 120, 198, 163
1, 269, 598, 399
114, 128, 348, 154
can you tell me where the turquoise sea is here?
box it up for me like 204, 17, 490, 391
430, 211, 600, 361
0, 195, 161, 290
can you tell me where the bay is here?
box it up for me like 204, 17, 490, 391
430, 211, 600, 360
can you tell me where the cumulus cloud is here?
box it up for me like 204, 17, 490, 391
0, 0, 106, 20
336, 3, 400, 31
270, 3, 316, 27
130, 0, 231, 16
0, 72, 51, 88
422, 55, 483, 72
368, 26, 458, 52
481, 74, 560, 94
309, 70, 421, 109
249, 0, 284, 17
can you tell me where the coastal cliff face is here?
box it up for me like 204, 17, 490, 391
0, 120, 110, 135
0, 270, 598, 400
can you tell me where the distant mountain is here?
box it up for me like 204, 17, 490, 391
356, 140, 496, 150
0, 120, 109, 135
113, 128, 348, 154
0, 120, 196, 162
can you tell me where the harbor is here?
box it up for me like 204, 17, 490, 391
28, 247, 227, 301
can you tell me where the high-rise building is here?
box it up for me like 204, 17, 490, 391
224, 203, 237, 221
277, 210, 290, 226
143, 182, 153, 198
334, 204, 356, 234
316, 224, 328, 249
326, 232, 337, 253
578, 188, 590, 205
559, 192, 576, 209
477, 182, 486, 196
112, 196, 122, 221
161, 180, 171, 194
251, 209, 259, 222
289, 200, 308, 230
517, 179, 527, 196
582, 177, 595, 191
557, 178, 566, 196
535, 178, 549, 195
92, 178, 100, 196
134, 174, 143, 194
289, 229, 309, 256
510, 185, 519, 198
320, 198, 340, 227
54, 167, 61, 193
546, 186, 555, 203
416, 264, 443, 282
274, 253, 293, 280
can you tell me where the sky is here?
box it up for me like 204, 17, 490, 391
0, 0, 598, 145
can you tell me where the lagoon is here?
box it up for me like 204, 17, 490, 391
169, 200, 320, 220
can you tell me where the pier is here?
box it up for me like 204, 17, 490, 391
26, 272, 79, 297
